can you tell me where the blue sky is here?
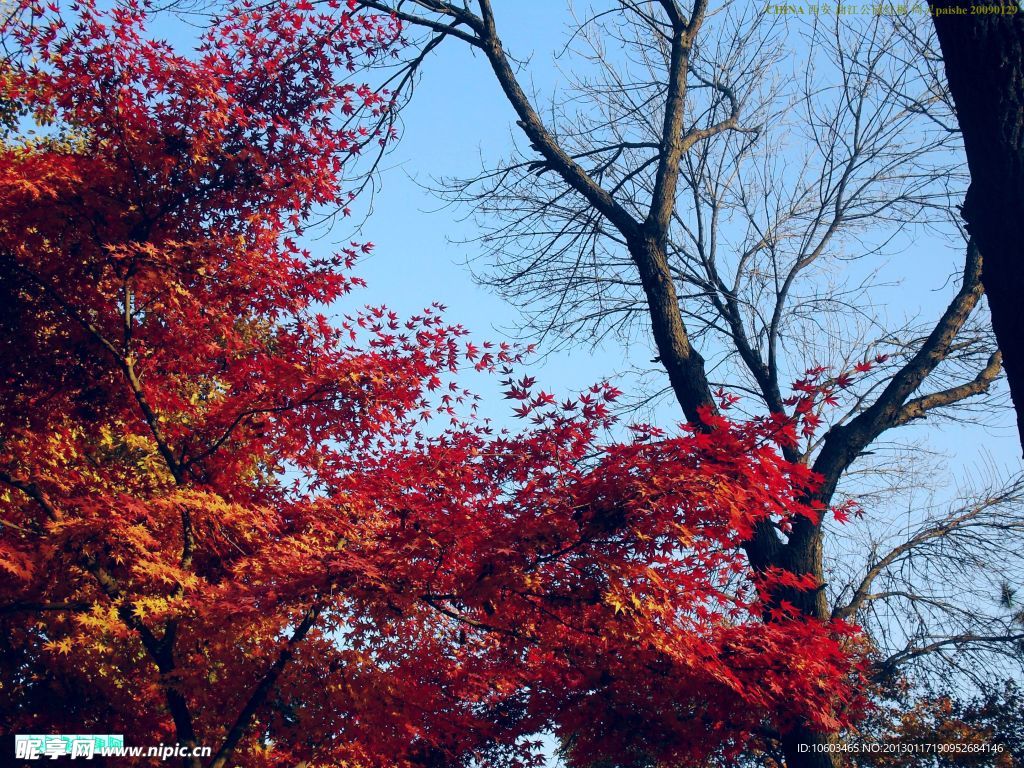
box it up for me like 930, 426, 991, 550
344, 5, 625, 399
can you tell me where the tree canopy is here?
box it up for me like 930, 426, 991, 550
0, 2, 867, 766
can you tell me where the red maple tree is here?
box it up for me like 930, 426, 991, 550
0, 2, 863, 766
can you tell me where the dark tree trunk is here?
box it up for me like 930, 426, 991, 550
627, 237, 717, 427
781, 726, 841, 768
928, 0, 1024, 451
767, 517, 840, 768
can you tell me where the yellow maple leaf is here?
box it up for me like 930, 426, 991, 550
43, 638, 73, 655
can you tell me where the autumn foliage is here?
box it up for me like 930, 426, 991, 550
1, 2, 863, 766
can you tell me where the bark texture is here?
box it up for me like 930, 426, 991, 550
929, 0, 1024, 451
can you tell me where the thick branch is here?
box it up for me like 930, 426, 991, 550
355, 0, 480, 46
207, 602, 322, 768
894, 350, 1003, 426
811, 238, 986, 504
474, 0, 641, 238
646, 0, 708, 236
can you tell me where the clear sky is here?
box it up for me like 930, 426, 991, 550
343, 4, 626, 400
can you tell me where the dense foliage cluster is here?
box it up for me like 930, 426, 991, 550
0, 2, 863, 765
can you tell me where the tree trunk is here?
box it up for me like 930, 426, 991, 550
776, 523, 842, 768
625, 239, 840, 767
781, 725, 842, 768
928, 0, 1024, 452
628, 236, 717, 426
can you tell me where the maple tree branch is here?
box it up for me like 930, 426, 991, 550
76, 551, 166, 664
180, 390, 339, 471
4, 258, 183, 482
179, 505, 194, 573
77, 549, 203, 763
0, 466, 201, 760
419, 594, 522, 638
0, 470, 54, 530
0, 517, 35, 535
122, 279, 133, 355
207, 602, 323, 768
121, 353, 183, 483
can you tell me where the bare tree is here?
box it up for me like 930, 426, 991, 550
832, 476, 1024, 683
343, 1, 1020, 765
